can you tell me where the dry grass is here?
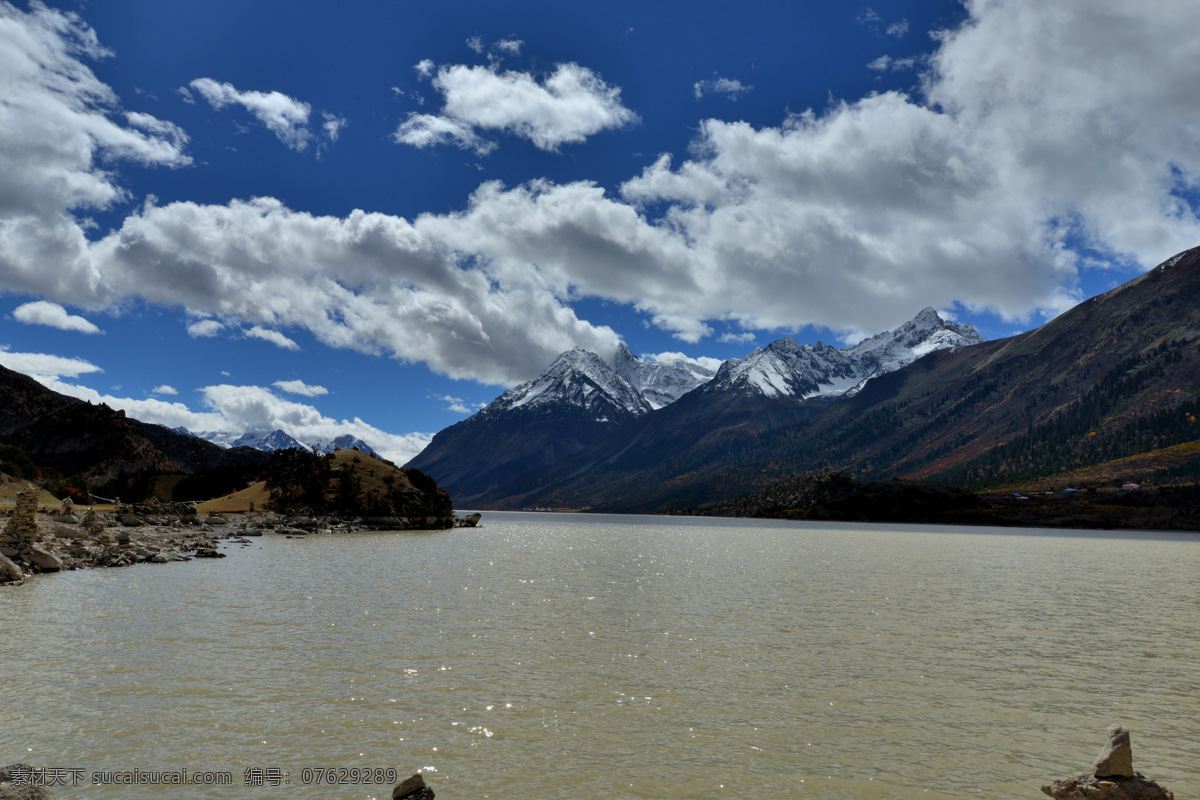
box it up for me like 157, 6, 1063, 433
981, 439, 1200, 494
0, 471, 62, 508
194, 448, 418, 514
195, 481, 272, 514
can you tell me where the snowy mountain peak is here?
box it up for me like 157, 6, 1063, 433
489, 346, 651, 419
611, 343, 716, 409
848, 307, 983, 366
183, 427, 378, 456
709, 307, 985, 401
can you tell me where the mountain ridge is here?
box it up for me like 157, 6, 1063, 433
407, 305, 987, 505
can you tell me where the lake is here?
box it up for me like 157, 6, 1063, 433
2, 512, 1197, 799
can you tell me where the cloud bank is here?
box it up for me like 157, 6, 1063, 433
4, 0, 1200, 391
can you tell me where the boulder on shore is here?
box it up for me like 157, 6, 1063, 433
1042, 725, 1174, 799
0, 763, 56, 799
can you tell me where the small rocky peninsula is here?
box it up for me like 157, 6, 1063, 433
1, 475, 479, 586
1042, 725, 1175, 799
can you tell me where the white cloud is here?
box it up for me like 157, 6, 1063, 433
245, 325, 299, 350
273, 379, 328, 397
867, 55, 915, 72
887, 19, 910, 38
151, 384, 177, 395
187, 319, 224, 338
719, 331, 757, 346
321, 112, 347, 142
494, 39, 523, 56
694, 77, 753, 101
465, 35, 484, 55
397, 61, 638, 153
432, 393, 486, 414
197, 384, 432, 463
6, 0, 1200, 393
188, 77, 312, 151
0, 1, 190, 302
415, 59, 435, 79
13, 300, 102, 333
643, 351, 723, 373
20, 367, 431, 464
0, 348, 102, 379
394, 113, 496, 156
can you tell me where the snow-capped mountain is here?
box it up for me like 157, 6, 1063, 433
487, 347, 652, 420
407, 306, 984, 506
611, 344, 716, 409
177, 427, 377, 456
229, 429, 307, 451
405, 348, 653, 502
706, 307, 983, 400
847, 306, 982, 373
308, 434, 378, 456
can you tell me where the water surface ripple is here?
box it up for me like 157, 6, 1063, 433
2, 513, 1197, 799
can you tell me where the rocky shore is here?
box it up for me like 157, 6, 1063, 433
1043, 725, 1175, 799
0, 485, 480, 586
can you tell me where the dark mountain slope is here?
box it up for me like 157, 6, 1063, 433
525, 246, 1200, 510
0, 364, 266, 481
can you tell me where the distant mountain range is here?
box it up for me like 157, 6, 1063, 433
407, 306, 984, 505
0, 367, 268, 482
0, 369, 376, 488
408, 247, 1200, 511
178, 428, 378, 457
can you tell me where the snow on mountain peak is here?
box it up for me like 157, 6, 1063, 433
611, 343, 716, 409
709, 307, 984, 400
489, 346, 651, 418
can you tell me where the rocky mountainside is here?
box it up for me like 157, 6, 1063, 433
611, 344, 715, 409
408, 307, 985, 507
406, 348, 654, 503
707, 306, 982, 400
528, 246, 1200, 511
0, 366, 266, 482
182, 428, 378, 456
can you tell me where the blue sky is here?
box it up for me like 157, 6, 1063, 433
3, 0, 1200, 463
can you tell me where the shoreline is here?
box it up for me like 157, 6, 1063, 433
0, 495, 479, 586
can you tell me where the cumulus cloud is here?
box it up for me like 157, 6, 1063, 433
151, 384, 177, 395
643, 351, 724, 373
273, 379, 328, 396
245, 325, 299, 350
187, 319, 224, 338
13, 300, 102, 333
5, 0, 1200, 391
0, 348, 102, 379
394, 113, 496, 155
0, 1, 190, 300
188, 77, 312, 150
693, 76, 752, 101
396, 60, 638, 153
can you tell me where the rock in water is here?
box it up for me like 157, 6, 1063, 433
1094, 723, 1134, 778
1042, 725, 1174, 800
392, 773, 434, 800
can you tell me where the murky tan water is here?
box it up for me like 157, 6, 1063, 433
3, 513, 1197, 799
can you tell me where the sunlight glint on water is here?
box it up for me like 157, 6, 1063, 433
2, 512, 1198, 799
